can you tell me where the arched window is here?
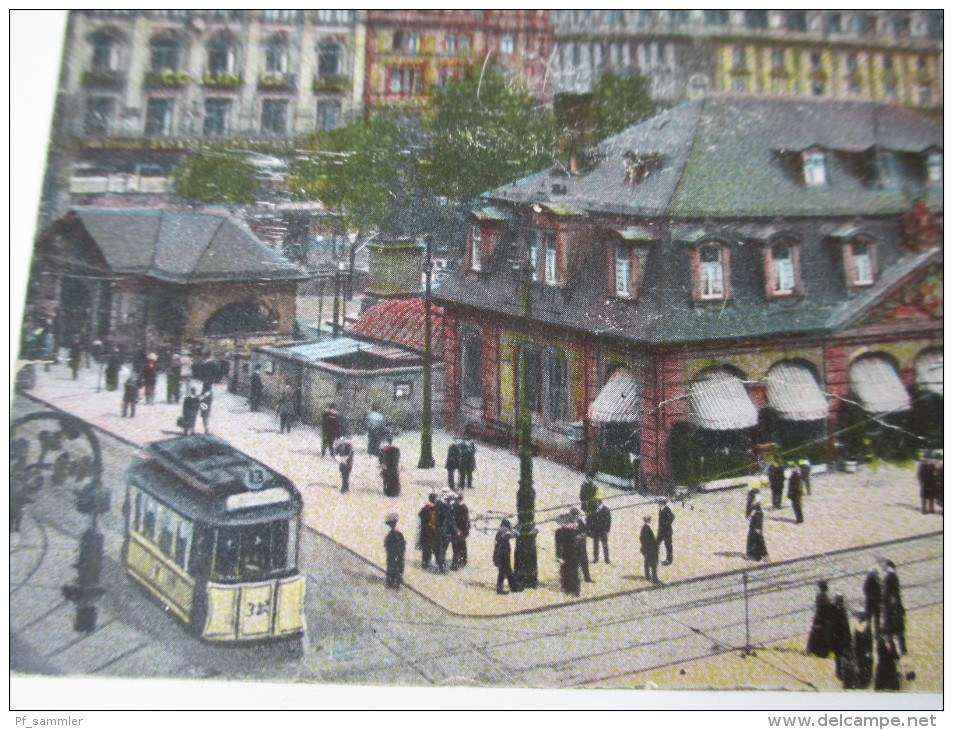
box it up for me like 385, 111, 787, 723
691, 242, 730, 301
764, 238, 801, 297
460, 326, 483, 401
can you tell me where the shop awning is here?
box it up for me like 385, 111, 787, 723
689, 370, 759, 431
916, 352, 943, 396
849, 357, 911, 415
589, 367, 641, 423
765, 363, 829, 421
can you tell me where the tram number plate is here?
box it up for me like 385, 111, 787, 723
244, 467, 268, 491
246, 600, 270, 617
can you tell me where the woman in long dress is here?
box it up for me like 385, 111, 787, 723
806, 580, 834, 658
745, 498, 768, 561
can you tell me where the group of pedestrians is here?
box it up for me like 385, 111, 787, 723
806, 561, 908, 690
417, 488, 471, 574
917, 453, 944, 514
445, 436, 477, 489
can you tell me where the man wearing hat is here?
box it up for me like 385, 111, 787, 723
445, 437, 462, 490
493, 519, 519, 594
640, 515, 659, 584
433, 487, 456, 572
384, 514, 406, 590
657, 499, 675, 565
451, 491, 470, 570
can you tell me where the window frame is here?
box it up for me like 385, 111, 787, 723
611, 243, 640, 300
144, 97, 174, 136
317, 43, 341, 78
763, 239, 802, 298
926, 151, 942, 184
691, 241, 731, 302
260, 99, 288, 134
846, 238, 876, 287
84, 96, 114, 135
203, 98, 231, 136
802, 149, 827, 187
469, 223, 482, 272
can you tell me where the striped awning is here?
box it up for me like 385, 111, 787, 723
916, 352, 943, 396
849, 357, 911, 415
689, 370, 759, 431
765, 363, 829, 422
589, 367, 641, 423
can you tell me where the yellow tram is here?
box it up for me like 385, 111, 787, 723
123, 435, 306, 642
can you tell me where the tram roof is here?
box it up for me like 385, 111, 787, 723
126, 436, 302, 524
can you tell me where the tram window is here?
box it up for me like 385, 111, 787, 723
213, 527, 241, 581
175, 520, 193, 569
244, 524, 271, 579
142, 496, 158, 541
159, 509, 176, 556
269, 521, 289, 571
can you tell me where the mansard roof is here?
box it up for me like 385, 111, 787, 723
490, 95, 942, 219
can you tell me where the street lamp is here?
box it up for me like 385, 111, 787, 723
512, 235, 538, 589
418, 236, 436, 469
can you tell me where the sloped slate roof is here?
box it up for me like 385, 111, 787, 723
351, 297, 445, 359
70, 207, 307, 283
490, 95, 942, 218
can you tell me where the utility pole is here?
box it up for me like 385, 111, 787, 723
418, 236, 435, 468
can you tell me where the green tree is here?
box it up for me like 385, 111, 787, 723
422, 65, 556, 202
172, 151, 259, 204
592, 73, 656, 140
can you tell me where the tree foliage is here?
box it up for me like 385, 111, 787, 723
592, 73, 656, 140
172, 152, 259, 204
422, 65, 556, 202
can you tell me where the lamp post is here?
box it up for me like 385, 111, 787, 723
513, 240, 538, 588
418, 236, 436, 469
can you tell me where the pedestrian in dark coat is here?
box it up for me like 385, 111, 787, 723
745, 487, 760, 519
657, 499, 675, 564
121, 375, 140, 418
451, 493, 470, 569
555, 515, 581, 596
248, 366, 263, 412
787, 467, 805, 523
863, 565, 882, 633
918, 456, 937, 514
180, 388, 200, 435
831, 595, 856, 688
854, 617, 875, 688
105, 348, 121, 391
745, 499, 768, 561
133, 349, 147, 377
333, 437, 354, 493
199, 385, 213, 433
881, 561, 906, 654
445, 438, 462, 490
277, 385, 295, 433
379, 438, 401, 497
493, 519, 519, 594
874, 637, 901, 691
768, 461, 785, 509
141, 354, 158, 404
806, 580, 834, 658
579, 471, 598, 520
458, 438, 476, 489
321, 404, 342, 457
384, 515, 406, 590
590, 500, 611, 563
166, 354, 182, 404
433, 487, 455, 571
639, 516, 659, 584
417, 493, 437, 569
574, 514, 593, 583
68, 338, 82, 380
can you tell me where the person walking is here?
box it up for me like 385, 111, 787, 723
199, 385, 213, 434
579, 471, 598, 520
68, 338, 82, 380
745, 498, 768, 561
657, 499, 675, 565
451, 492, 470, 570
831, 594, 857, 688
574, 512, 593, 584
806, 580, 834, 658
383, 514, 406, 590
121, 375, 140, 418
493, 519, 519, 594
458, 438, 477, 489
277, 385, 296, 434
590, 499, 611, 564
366, 404, 386, 457
433, 487, 456, 572
863, 565, 882, 636
768, 460, 785, 509
321, 403, 342, 458
379, 437, 401, 497
105, 347, 121, 391
554, 514, 581, 596
179, 387, 200, 435
881, 561, 906, 654
166, 354, 182, 404
918, 455, 937, 514
417, 493, 438, 569
445, 438, 462, 490
745, 487, 760, 519
248, 365, 263, 412
141, 354, 158, 405
639, 515, 659, 584
333, 437, 354, 493
787, 466, 805, 524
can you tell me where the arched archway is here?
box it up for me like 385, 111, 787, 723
203, 300, 276, 336
763, 359, 829, 464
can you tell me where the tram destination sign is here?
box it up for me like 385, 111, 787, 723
225, 487, 291, 512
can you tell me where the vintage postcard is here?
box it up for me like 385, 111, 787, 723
10, 9, 943, 716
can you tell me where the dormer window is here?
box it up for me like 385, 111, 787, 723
691, 242, 730, 301
764, 240, 801, 297
530, 229, 559, 285
544, 233, 558, 285
615, 246, 633, 297
850, 240, 874, 285
624, 151, 661, 185
469, 224, 482, 271
803, 149, 826, 186
927, 152, 942, 184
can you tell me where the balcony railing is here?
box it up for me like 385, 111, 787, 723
69, 173, 174, 195
313, 76, 348, 93
258, 73, 297, 91
202, 72, 243, 88
81, 69, 124, 88
145, 70, 192, 88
